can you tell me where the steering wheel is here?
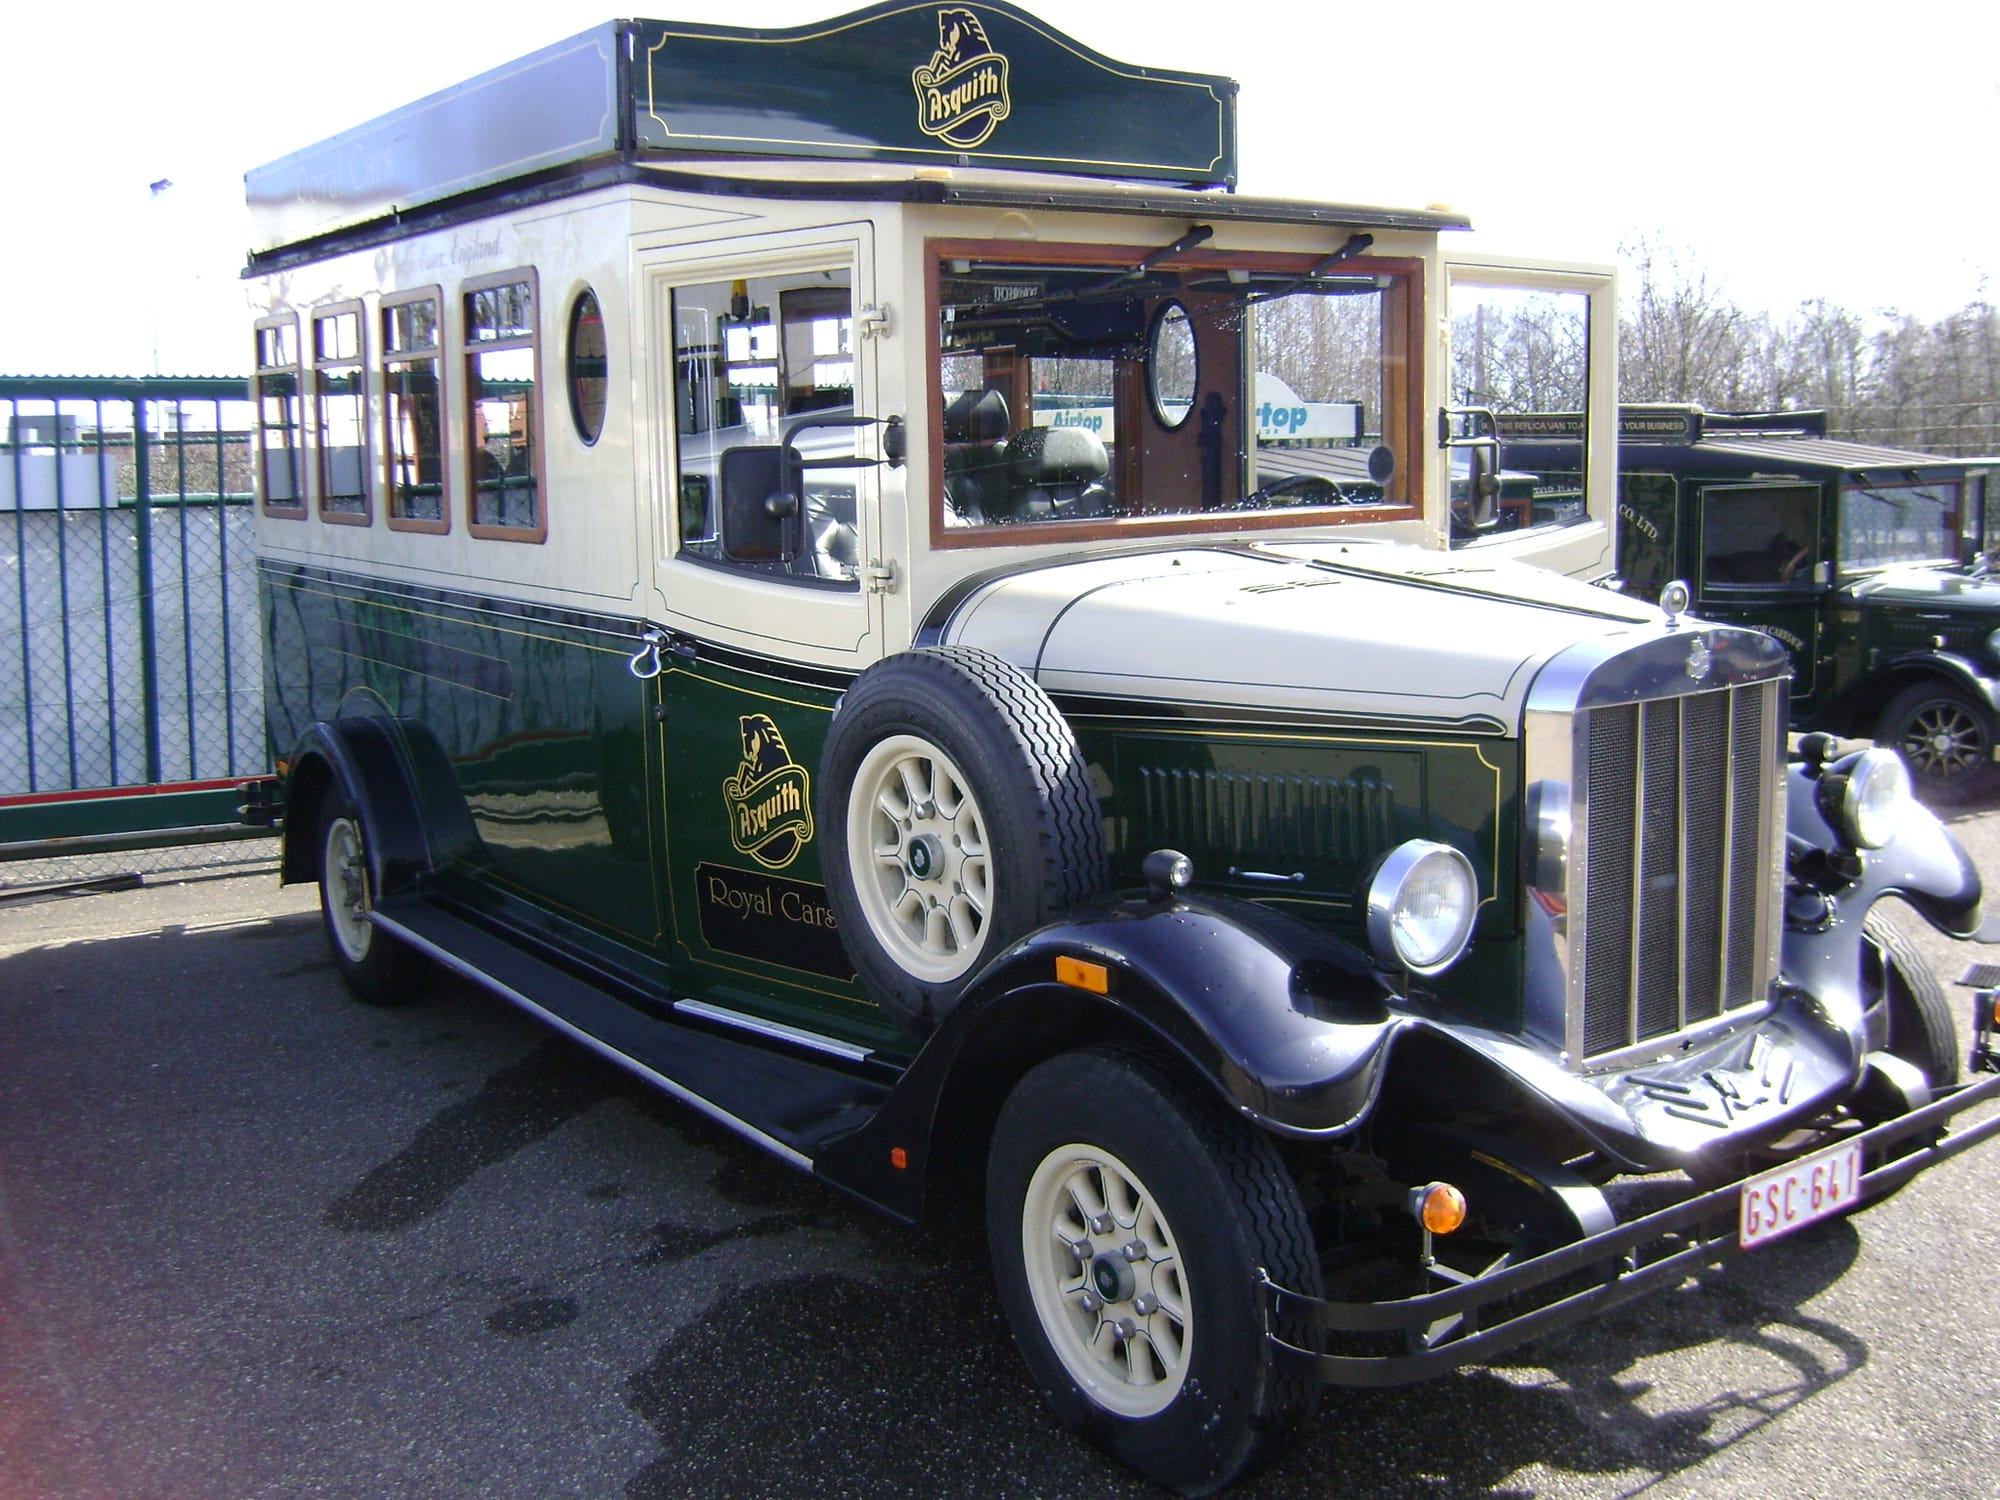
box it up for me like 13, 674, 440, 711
1245, 474, 1349, 508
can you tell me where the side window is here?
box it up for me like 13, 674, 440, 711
314, 303, 369, 523
464, 270, 542, 542
1700, 484, 1818, 587
1616, 471, 1678, 600
670, 268, 858, 588
1447, 272, 1604, 546
383, 289, 446, 533
254, 314, 305, 519
567, 288, 608, 446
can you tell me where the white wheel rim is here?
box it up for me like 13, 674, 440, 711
846, 734, 992, 984
1019, 1143, 1192, 1419
322, 814, 374, 964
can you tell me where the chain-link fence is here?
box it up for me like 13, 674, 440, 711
1, 377, 267, 853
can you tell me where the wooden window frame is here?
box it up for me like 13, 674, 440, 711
382, 286, 449, 536
254, 312, 306, 520
462, 268, 546, 544
924, 237, 1425, 551
313, 300, 371, 526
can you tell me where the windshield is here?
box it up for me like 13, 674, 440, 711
931, 245, 1416, 541
1838, 480, 1961, 574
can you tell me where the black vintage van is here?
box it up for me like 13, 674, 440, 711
1510, 405, 1998, 801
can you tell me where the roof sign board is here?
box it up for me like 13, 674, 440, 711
245, 2, 1238, 255
635, 3, 1236, 185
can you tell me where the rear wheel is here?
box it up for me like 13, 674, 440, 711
987, 1048, 1318, 1495
317, 791, 417, 1006
1879, 681, 2000, 804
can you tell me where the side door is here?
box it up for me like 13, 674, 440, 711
1691, 480, 1826, 704
634, 229, 898, 1045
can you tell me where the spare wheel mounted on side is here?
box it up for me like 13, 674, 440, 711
818, 645, 1106, 1035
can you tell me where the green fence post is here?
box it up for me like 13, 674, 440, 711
133, 387, 163, 785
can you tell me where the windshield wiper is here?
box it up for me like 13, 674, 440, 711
951, 225, 1215, 322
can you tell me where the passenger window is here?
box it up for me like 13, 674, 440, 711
671, 268, 859, 588
383, 290, 446, 532
464, 271, 542, 541
1701, 484, 1818, 586
314, 303, 368, 522
254, 314, 305, 518
568, 288, 608, 445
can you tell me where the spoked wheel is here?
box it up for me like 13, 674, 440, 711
847, 733, 995, 987
1019, 1141, 1193, 1419
1879, 681, 2000, 804
317, 791, 417, 1006
988, 1048, 1319, 1494
819, 647, 1104, 1034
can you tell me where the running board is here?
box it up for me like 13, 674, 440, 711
369, 896, 892, 1170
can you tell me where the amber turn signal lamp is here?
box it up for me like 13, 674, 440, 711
1413, 1182, 1467, 1236
1056, 955, 1109, 994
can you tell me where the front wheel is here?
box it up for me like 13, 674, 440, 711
987, 1049, 1319, 1495
1866, 907, 1959, 1087
1879, 681, 2000, 804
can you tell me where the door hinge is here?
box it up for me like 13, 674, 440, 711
864, 558, 899, 594
857, 304, 892, 340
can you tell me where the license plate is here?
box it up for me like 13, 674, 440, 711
1739, 1140, 1864, 1249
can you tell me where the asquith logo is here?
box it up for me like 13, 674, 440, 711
912, 7, 1012, 150
722, 714, 814, 869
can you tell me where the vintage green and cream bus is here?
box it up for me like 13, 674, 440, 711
244, 4, 2000, 1491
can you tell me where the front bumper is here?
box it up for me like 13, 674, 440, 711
1264, 1069, 2000, 1386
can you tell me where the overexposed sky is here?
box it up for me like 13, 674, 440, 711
2, 0, 1994, 376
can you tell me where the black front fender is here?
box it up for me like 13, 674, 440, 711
1783, 755, 1991, 1034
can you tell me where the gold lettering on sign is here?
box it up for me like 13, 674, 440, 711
911, 8, 1012, 150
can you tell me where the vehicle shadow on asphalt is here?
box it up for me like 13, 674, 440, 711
335, 962, 1874, 1500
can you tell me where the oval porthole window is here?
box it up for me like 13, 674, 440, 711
567, 288, 608, 445
1147, 301, 1197, 430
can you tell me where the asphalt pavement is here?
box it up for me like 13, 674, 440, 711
2, 809, 1997, 1500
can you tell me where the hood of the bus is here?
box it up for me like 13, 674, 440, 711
932, 541, 1665, 732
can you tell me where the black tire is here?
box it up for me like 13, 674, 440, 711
317, 790, 418, 1006
1865, 907, 1959, 1087
986, 1048, 1320, 1496
1878, 680, 2000, 805
818, 646, 1104, 1034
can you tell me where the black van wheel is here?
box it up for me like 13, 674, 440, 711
1866, 907, 1959, 1087
819, 647, 1103, 1034
1880, 681, 1999, 804
318, 791, 417, 1006
987, 1048, 1320, 1496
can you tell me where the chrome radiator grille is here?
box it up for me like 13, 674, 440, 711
1575, 678, 1782, 1062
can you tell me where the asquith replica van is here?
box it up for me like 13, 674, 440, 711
242, 5, 2000, 1490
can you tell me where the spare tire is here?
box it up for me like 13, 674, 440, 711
818, 646, 1105, 1034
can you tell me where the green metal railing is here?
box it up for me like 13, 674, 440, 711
1, 375, 267, 856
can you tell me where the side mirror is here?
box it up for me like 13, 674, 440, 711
718, 446, 803, 562
1449, 442, 1502, 538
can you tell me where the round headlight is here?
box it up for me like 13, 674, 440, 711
1829, 747, 1910, 850
1367, 841, 1479, 976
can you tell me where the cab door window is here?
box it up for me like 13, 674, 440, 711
1699, 484, 1819, 587
671, 268, 859, 588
